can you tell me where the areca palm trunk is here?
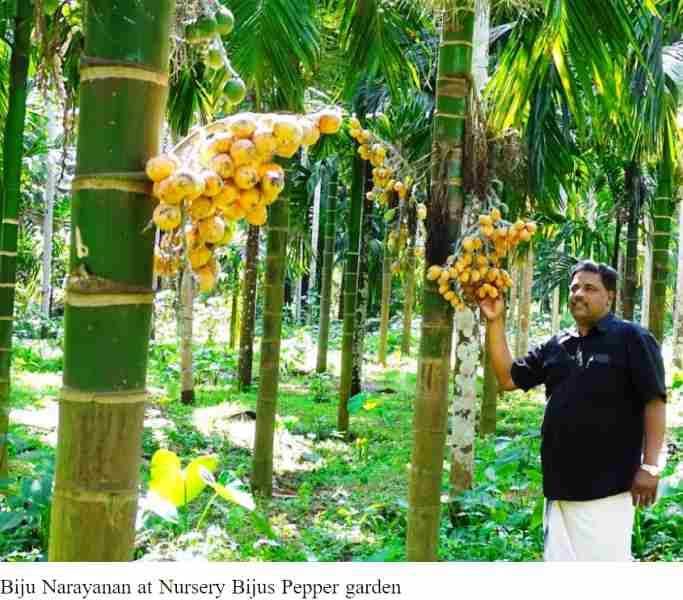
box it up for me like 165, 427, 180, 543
229, 280, 240, 351
640, 215, 653, 328
316, 164, 337, 373
48, 0, 174, 561
377, 217, 394, 366
648, 163, 674, 344
41, 98, 59, 327
252, 181, 290, 497
407, 6, 473, 561
180, 264, 195, 405
401, 210, 418, 355
551, 286, 560, 334
622, 162, 641, 321
672, 203, 683, 368
238, 225, 260, 389
0, 0, 33, 479
338, 154, 365, 433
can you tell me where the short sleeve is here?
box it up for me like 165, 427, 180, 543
626, 327, 667, 406
510, 342, 548, 391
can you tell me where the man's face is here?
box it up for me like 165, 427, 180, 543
569, 270, 613, 325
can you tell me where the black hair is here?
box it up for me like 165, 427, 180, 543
569, 260, 618, 293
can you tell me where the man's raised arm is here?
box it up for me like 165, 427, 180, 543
480, 296, 517, 391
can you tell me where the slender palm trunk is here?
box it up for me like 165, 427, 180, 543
180, 264, 195, 405
622, 162, 641, 321
401, 210, 418, 355
308, 178, 322, 327
377, 217, 394, 365
338, 154, 365, 432
316, 165, 337, 373
238, 225, 259, 389
41, 97, 59, 328
515, 247, 533, 357
616, 248, 626, 318
252, 184, 289, 497
229, 280, 240, 351
672, 202, 683, 368
351, 169, 373, 396
648, 162, 674, 344
407, 7, 473, 561
640, 215, 653, 329
293, 239, 303, 322
0, 0, 33, 479
49, 0, 173, 561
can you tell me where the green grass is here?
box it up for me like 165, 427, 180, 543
2, 319, 682, 562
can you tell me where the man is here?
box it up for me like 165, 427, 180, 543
480, 260, 667, 561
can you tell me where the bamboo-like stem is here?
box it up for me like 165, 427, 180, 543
649, 159, 674, 344
0, 0, 33, 478
338, 155, 365, 433
49, 0, 173, 561
237, 225, 260, 389
407, 6, 473, 561
252, 185, 289, 497
316, 165, 337, 373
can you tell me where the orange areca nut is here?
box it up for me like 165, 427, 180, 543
427, 265, 442, 281
146, 153, 180, 182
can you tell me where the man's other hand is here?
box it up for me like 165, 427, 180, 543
631, 469, 659, 507
479, 296, 505, 322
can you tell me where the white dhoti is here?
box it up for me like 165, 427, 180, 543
543, 491, 635, 561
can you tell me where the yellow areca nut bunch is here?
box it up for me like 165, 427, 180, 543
147, 109, 342, 292
426, 207, 537, 311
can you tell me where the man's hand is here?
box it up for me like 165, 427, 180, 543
479, 295, 505, 322
631, 469, 659, 507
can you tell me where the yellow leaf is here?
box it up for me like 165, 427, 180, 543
363, 401, 378, 411
183, 455, 219, 504
149, 449, 184, 506
209, 480, 255, 511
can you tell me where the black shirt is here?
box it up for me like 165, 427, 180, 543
510, 313, 667, 501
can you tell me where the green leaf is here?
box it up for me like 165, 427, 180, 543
348, 392, 368, 415
0, 512, 23, 532
530, 497, 545, 530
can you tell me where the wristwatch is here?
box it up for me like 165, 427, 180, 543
640, 463, 663, 477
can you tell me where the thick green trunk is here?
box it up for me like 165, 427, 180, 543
0, 0, 33, 479
316, 165, 337, 373
649, 167, 674, 344
49, 0, 174, 562
407, 7, 473, 562
338, 154, 365, 433
479, 329, 497, 436
252, 186, 289, 497
238, 225, 260, 389
672, 203, 683, 368
622, 163, 641, 321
